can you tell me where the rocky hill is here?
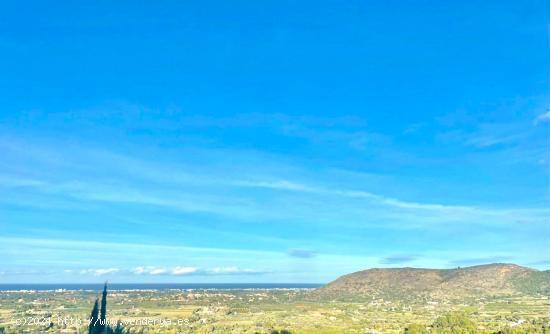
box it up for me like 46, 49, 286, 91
315, 263, 550, 301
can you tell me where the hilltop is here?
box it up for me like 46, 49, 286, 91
316, 263, 550, 301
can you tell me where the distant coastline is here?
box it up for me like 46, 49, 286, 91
0, 283, 322, 291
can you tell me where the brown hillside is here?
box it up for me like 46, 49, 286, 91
316, 263, 539, 301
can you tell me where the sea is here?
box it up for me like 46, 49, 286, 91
0, 283, 322, 291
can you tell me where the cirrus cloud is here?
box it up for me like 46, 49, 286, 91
535, 110, 550, 124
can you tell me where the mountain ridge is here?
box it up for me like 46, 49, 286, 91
315, 263, 550, 301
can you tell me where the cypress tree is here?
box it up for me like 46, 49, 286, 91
99, 282, 108, 332
88, 299, 99, 334
88, 284, 133, 334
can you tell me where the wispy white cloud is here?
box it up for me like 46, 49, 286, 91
2, 235, 548, 281
128, 266, 257, 276
1, 135, 546, 224
465, 133, 526, 148
0, 174, 266, 220
205, 267, 267, 275
280, 123, 387, 151
440, 122, 531, 149
2, 124, 549, 283
132, 266, 167, 275
131, 266, 199, 275
2, 170, 548, 230
79, 268, 119, 276
234, 179, 317, 192
172, 266, 198, 275
240, 179, 477, 213
0, 174, 49, 188
0, 236, 281, 262
535, 110, 550, 124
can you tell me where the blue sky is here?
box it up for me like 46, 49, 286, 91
0, 1, 549, 283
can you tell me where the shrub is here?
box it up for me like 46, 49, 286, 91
405, 323, 429, 334
431, 312, 478, 334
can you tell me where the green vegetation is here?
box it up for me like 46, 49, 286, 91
1, 288, 549, 333
431, 313, 478, 334
405, 312, 550, 334
1, 264, 549, 333
318, 264, 547, 302
512, 270, 550, 295
405, 323, 429, 334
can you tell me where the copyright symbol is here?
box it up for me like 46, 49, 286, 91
15, 318, 22, 325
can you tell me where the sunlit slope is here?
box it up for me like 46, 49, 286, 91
316, 263, 549, 301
